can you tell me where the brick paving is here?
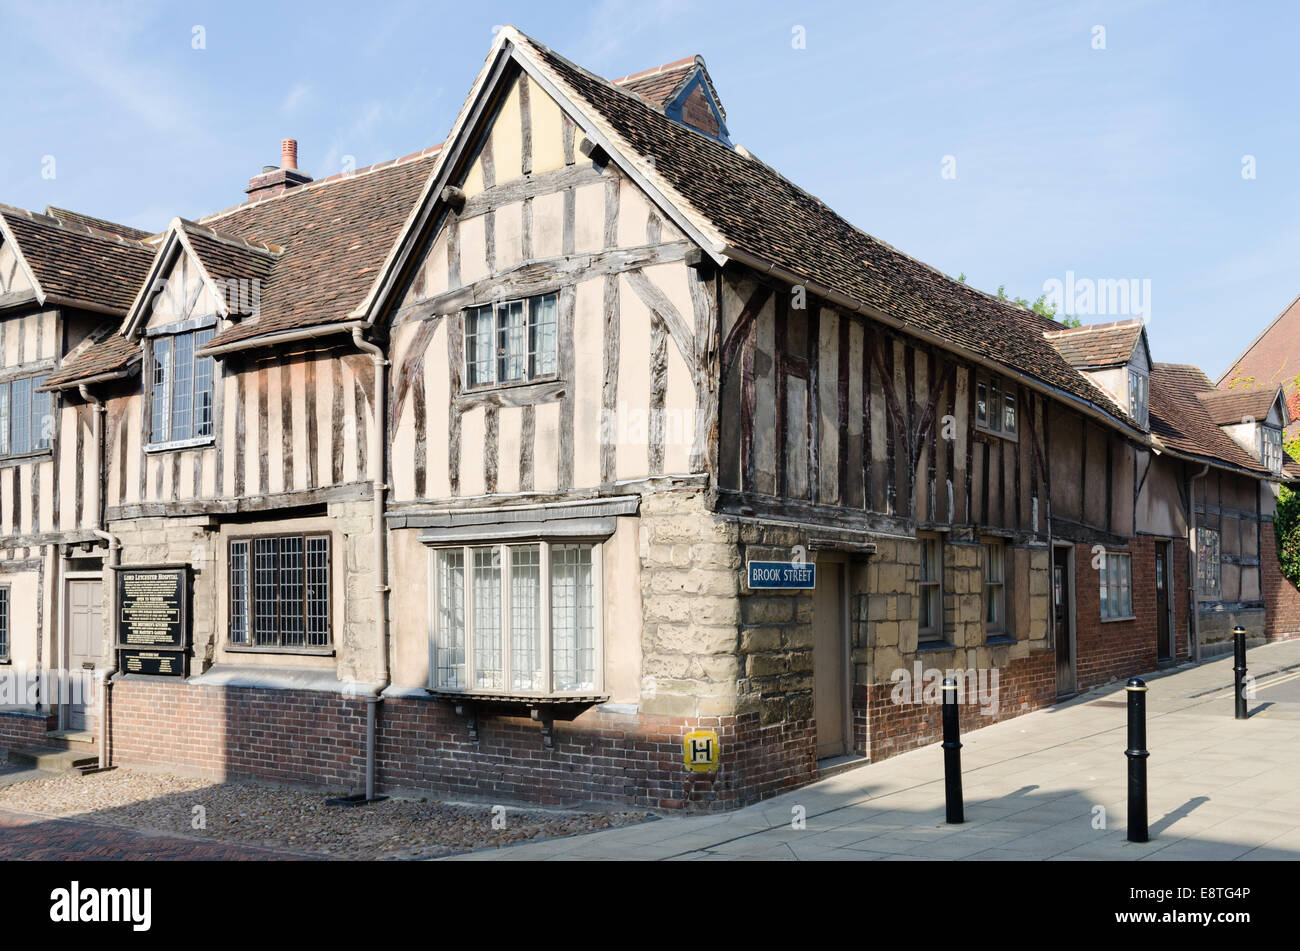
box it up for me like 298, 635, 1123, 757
0, 807, 325, 861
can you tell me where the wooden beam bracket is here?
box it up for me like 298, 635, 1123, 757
454, 701, 480, 742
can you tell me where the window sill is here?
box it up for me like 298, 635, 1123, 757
427, 689, 607, 705
916, 639, 958, 652
225, 644, 335, 657
985, 634, 1015, 646
974, 426, 1019, 443
0, 449, 53, 468
146, 435, 215, 454
1100, 615, 1137, 624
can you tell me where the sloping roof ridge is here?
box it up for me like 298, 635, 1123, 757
516, 30, 1103, 369
610, 55, 699, 86
1043, 317, 1144, 339
1216, 288, 1300, 387
44, 205, 152, 241
175, 217, 283, 257
197, 143, 443, 229
0, 202, 153, 250
522, 35, 735, 148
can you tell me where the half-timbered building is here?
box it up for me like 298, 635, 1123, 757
0, 206, 153, 743
1, 27, 1296, 810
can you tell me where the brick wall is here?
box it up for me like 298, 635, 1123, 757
106, 678, 816, 812
858, 653, 1055, 761
0, 710, 57, 752
1073, 536, 1189, 689
1261, 521, 1300, 641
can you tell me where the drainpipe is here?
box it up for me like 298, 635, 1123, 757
1188, 462, 1210, 664
80, 384, 120, 768
351, 328, 390, 801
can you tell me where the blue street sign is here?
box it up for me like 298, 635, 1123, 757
746, 561, 816, 589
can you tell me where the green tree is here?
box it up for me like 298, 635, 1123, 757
994, 283, 1081, 326
1275, 484, 1300, 587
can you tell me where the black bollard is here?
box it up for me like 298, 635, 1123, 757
1125, 677, 1149, 843
941, 676, 964, 824
1233, 625, 1248, 720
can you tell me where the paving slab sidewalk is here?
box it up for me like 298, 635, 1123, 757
446, 639, 1300, 861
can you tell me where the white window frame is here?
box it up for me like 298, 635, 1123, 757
983, 539, 1006, 636
427, 540, 604, 697
1262, 425, 1283, 474
918, 534, 944, 643
1196, 527, 1221, 599
0, 374, 53, 457
1128, 370, 1149, 427
463, 292, 559, 390
148, 328, 216, 448
1100, 550, 1134, 621
975, 373, 1018, 440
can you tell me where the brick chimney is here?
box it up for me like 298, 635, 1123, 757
245, 138, 312, 202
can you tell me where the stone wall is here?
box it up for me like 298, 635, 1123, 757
856, 538, 1053, 760
107, 499, 381, 681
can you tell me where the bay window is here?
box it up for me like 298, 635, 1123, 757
150, 328, 216, 446
0, 374, 52, 456
464, 293, 558, 389
432, 541, 600, 695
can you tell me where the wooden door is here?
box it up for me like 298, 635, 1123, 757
1155, 542, 1172, 662
813, 563, 846, 759
1053, 547, 1075, 696
66, 580, 102, 731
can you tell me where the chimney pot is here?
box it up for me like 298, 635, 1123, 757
282, 138, 298, 171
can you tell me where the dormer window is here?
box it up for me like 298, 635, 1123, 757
1262, 425, 1284, 474
975, 374, 1017, 440
1128, 370, 1149, 427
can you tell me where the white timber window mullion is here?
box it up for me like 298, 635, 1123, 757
541, 539, 553, 694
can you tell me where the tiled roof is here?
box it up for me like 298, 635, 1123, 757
41, 322, 140, 389
1196, 387, 1283, 426
1149, 363, 1299, 478
176, 220, 279, 314
42, 146, 442, 386
520, 35, 1135, 428
44, 206, 153, 242
613, 57, 699, 109
0, 205, 155, 313
196, 145, 441, 349
1044, 319, 1144, 368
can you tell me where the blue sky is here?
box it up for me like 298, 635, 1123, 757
0, 0, 1295, 379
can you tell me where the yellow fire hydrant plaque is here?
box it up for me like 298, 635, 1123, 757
683, 729, 720, 772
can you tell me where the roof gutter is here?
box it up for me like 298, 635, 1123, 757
198, 320, 367, 358
1153, 442, 1294, 484
40, 364, 137, 393
717, 244, 1150, 443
